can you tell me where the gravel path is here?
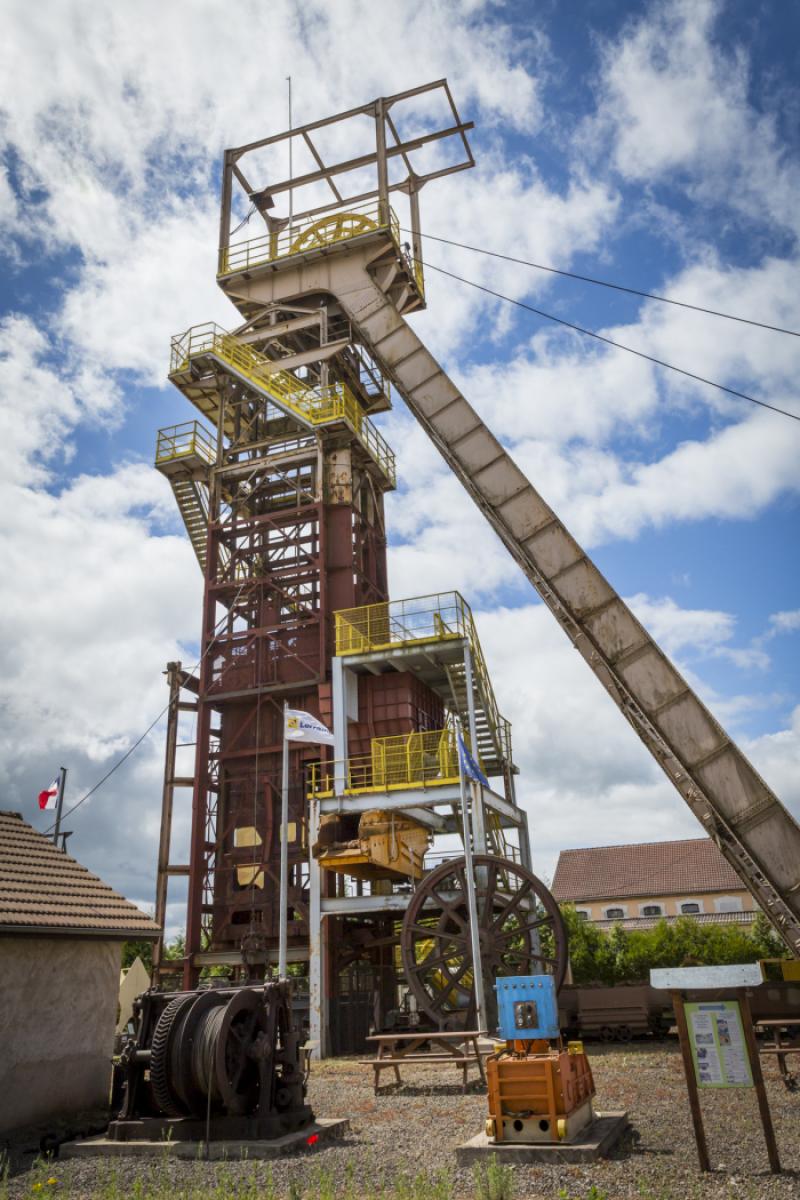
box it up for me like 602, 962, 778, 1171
7, 1041, 799, 1199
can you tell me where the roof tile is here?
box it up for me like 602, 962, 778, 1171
0, 811, 160, 938
551, 838, 746, 903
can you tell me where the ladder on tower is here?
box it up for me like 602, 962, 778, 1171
443, 655, 510, 777
154, 422, 215, 572
169, 477, 212, 571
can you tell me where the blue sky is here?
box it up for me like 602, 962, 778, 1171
0, 0, 798, 923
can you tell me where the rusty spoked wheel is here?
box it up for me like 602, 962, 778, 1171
400, 855, 568, 1031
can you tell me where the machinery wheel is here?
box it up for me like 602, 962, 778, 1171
169, 991, 228, 1114
214, 988, 267, 1114
149, 994, 195, 1117
290, 212, 378, 254
615, 1024, 633, 1043
400, 854, 567, 1031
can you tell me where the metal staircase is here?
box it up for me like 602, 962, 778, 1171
168, 323, 396, 488
168, 477, 211, 571
335, 591, 512, 777
219, 214, 800, 956
443, 654, 510, 776
154, 423, 214, 570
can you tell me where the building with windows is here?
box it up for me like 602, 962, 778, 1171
551, 838, 758, 931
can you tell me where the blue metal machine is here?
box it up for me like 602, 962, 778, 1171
495, 974, 561, 1042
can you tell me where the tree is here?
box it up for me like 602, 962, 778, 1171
560, 905, 786, 985
122, 939, 153, 972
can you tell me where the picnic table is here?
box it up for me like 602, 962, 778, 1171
361, 1030, 487, 1094
755, 1017, 800, 1090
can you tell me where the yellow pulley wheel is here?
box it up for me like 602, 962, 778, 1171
290, 212, 378, 254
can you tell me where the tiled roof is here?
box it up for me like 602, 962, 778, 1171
551, 838, 747, 903
0, 811, 160, 938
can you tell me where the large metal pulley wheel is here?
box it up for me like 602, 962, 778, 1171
149, 987, 266, 1118
290, 212, 378, 254
400, 854, 568, 1031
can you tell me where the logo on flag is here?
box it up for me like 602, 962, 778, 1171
284, 709, 334, 745
38, 777, 60, 811
457, 732, 489, 789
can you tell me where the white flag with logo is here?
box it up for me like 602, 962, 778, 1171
284, 709, 334, 745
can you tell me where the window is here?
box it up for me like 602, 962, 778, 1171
715, 896, 743, 913
575, 909, 590, 922
605, 907, 625, 920
641, 904, 663, 917
681, 902, 701, 915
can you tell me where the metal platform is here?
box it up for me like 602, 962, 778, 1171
60, 1118, 350, 1161
456, 1112, 630, 1165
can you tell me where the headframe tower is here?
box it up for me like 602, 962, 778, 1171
154, 83, 536, 1050
153, 78, 800, 1054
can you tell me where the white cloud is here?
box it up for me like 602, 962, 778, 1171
588, 0, 800, 236
563, 408, 799, 545
626, 593, 770, 672
473, 603, 799, 879
767, 610, 800, 639
0, 314, 200, 904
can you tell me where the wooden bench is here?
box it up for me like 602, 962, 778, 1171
361, 1030, 487, 1094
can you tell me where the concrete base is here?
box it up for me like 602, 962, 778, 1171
456, 1112, 629, 1165
61, 1118, 350, 1161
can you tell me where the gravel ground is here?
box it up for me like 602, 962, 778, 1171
6, 1041, 799, 1199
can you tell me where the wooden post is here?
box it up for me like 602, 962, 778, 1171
739, 990, 781, 1174
672, 991, 710, 1172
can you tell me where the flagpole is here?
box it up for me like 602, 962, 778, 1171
457, 727, 487, 1034
53, 767, 67, 849
278, 702, 290, 979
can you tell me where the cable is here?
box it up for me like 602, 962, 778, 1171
402, 229, 800, 339
418, 258, 800, 423
230, 204, 256, 237
45, 578, 253, 833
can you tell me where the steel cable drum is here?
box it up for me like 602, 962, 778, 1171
400, 855, 568, 1031
149, 988, 267, 1119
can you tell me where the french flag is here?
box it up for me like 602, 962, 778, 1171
38, 778, 59, 811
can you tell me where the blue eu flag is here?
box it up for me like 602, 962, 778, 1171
457, 731, 489, 788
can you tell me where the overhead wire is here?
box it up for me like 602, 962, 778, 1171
401, 228, 800, 339
416, 257, 800, 424
230, 204, 256, 237
45, 577, 253, 834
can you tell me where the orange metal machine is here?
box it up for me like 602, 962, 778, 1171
485, 976, 596, 1144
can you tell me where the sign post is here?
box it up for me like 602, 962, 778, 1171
672, 991, 710, 1172
651, 965, 781, 1175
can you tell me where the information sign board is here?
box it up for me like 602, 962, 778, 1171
685, 1000, 753, 1089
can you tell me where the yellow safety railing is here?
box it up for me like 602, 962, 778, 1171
308, 728, 459, 798
219, 199, 402, 277
169, 323, 396, 486
335, 591, 469, 655
334, 591, 512, 769
155, 420, 216, 466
